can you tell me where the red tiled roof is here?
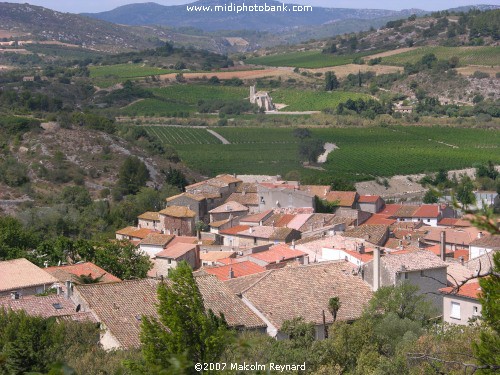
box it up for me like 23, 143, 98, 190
259, 182, 298, 190
45, 262, 121, 284
379, 204, 402, 216
440, 282, 482, 300
438, 218, 459, 226
453, 249, 469, 261
156, 243, 197, 259
425, 244, 453, 257
358, 195, 381, 203
363, 214, 397, 226
0, 258, 58, 292
159, 206, 196, 218
219, 225, 250, 235
240, 210, 273, 223
343, 250, 374, 263
203, 261, 266, 281
412, 205, 439, 218
249, 244, 305, 264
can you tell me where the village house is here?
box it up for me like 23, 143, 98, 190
362, 249, 448, 313
357, 195, 385, 214
159, 206, 196, 236
324, 191, 359, 209
246, 244, 308, 269
149, 242, 199, 278
239, 210, 274, 227
209, 215, 242, 234
185, 174, 241, 200
225, 261, 373, 340
115, 227, 156, 242
137, 211, 161, 230
166, 192, 220, 223
0, 258, 58, 297
73, 277, 266, 349
220, 225, 301, 248
424, 226, 486, 252
343, 224, 390, 247
440, 282, 482, 325
257, 184, 315, 211
45, 262, 121, 284
225, 183, 260, 213
468, 235, 500, 260
200, 250, 236, 267
209, 201, 249, 222
321, 236, 376, 267
138, 233, 176, 258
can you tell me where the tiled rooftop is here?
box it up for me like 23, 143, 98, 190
0, 258, 58, 293
45, 262, 121, 284
203, 261, 267, 281
159, 205, 196, 218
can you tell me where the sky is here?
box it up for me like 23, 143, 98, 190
5, 0, 500, 13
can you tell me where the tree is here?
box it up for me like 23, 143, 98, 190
324, 72, 339, 91
74, 273, 105, 284
299, 139, 325, 163
328, 297, 341, 322
140, 261, 231, 373
455, 174, 476, 209
423, 189, 439, 204
164, 167, 188, 191
115, 156, 150, 197
473, 251, 500, 374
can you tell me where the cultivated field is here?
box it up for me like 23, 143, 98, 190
142, 126, 221, 144
159, 68, 292, 81
89, 63, 175, 87
456, 65, 500, 77
305, 64, 403, 77
381, 46, 500, 66
246, 50, 382, 69
144, 125, 500, 182
270, 90, 371, 111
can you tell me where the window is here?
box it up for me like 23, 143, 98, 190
450, 302, 461, 319
253, 237, 257, 245
420, 270, 425, 277
404, 272, 409, 280
473, 305, 480, 316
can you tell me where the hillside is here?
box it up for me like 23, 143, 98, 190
0, 2, 173, 52
83, 0, 427, 32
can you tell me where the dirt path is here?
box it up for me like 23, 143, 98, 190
361, 47, 418, 60
207, 129, 230, 144
317, 142, 338, 163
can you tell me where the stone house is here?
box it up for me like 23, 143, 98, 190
357, 195, 385, 214
137, 212, 161, 231
185, 174, 241, 201
469, 235, 499, 260
159, 206, 196, 236
149, 243, 199, 277
209, 201, 249, 222
257, 185, 315, 211
440, 282, 482, 325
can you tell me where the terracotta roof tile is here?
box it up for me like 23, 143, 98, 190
156, 243, 197, 259
166, 192, 206, 202
45, 262, 121, 284
200, 251, 236, 262
240, 210, 274, 223
249, 244, 306, 264
324, 191, 357, 207
203, 261, 267, 281
440, 282, 482, 300
137, 211, 160, 221
362, 214, 397, 226
358, 195, 381, 203
159, 206, 196, 218
0, 259, 58, 293
394, 205, 419, 217
236, 183, 258, 194
424, 227, 485, 246
226, 192, 259, 206
139, 234, 175, 247
469, 235, 500, 250
240, 262, 372, 328
0, 294, 96, 321
344, 225, 389, 246
299, 185, 331, 198
220, 225, 251, 235
379, 204, 402, 216
412, 205, 439, 218
209, 201, 249, 214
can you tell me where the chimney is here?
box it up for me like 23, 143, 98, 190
65, 280, 72, 299
440, 231, 446, 261
249, 227, 253, 233
303, 255, 309, 265
10, 291, 20, 300
228, 267, 234, 279
459, 256, 464, 266
477, 231, 483, 239
291, 239, 295, 249
373, 247, 381, 292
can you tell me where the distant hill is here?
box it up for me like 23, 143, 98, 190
0, 2, 170, 52
82, 0, 428, 32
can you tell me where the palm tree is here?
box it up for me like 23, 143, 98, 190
75, 273, 104, 284
328, 297, 341, 322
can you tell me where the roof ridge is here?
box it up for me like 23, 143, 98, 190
239, 270, 273, 294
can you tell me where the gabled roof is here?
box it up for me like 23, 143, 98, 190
249, 244, 306, 264
440, 282, 482, 300
209, 201, 249, 214
209, 218, 231, 228
238, 226, 298, 241
240, 210, 274, 223
139, 234, 175, 247
159, 206, 196, 218
263, 213, 296, 227
219, 225, 251, 235
200, 251, 235, 262
166, 192, 206, 202
344, 224, 389, 246
299, 185, 331, 198
424, 227, 485, 246
466, 250, 497, 274
376, 250, 448, 282
186, 174, 241, 190
358, 195, 381, 203
324, 191, 358, 207
225, 192, 259, 206
116, 227, 156, 239
0, 294, 96, 321
470, 235, 500, 250
236, 183, 258, 193
116, 226, 140, 236
0, 258, 58, 293
394, 205, 419, 218
137, 211, 160, 221
412, 205, 440, 218
156, 243, 197, 259
379, 204, 402, 216
362, 214, 396, 226
45, 262, 121, 284
203, 261, 267, 281
237, 262, 372, 329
